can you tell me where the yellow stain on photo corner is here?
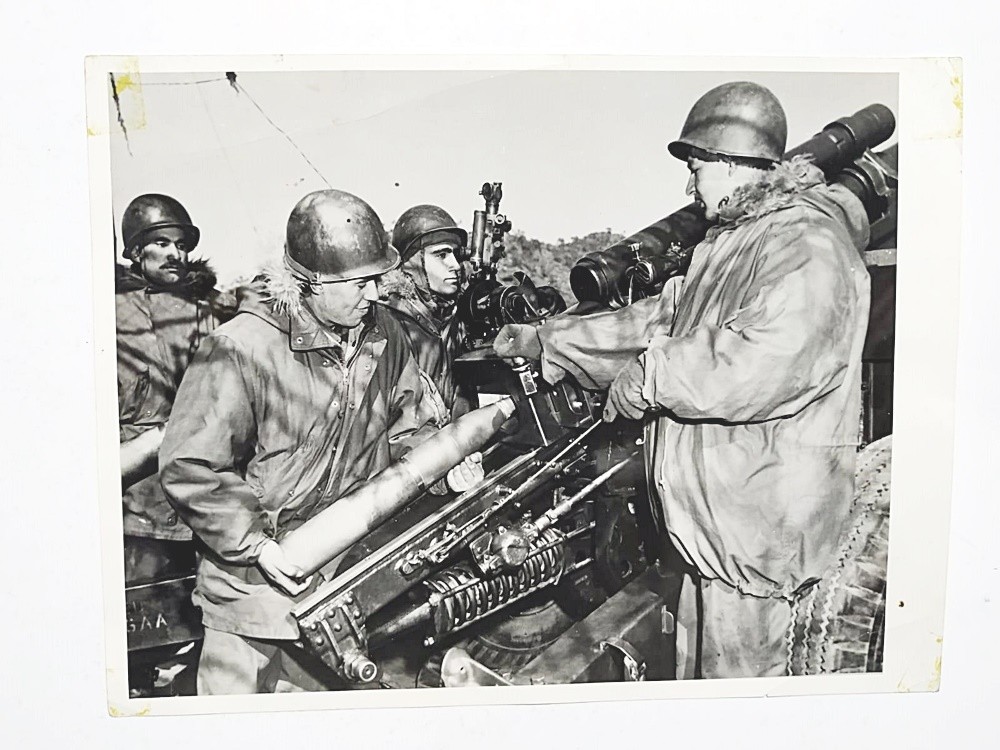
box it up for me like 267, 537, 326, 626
952, 73, 962, 107
939, 59, 963, 140
950, 70, 963, 137
89, 58, 147, 138
927, 635, 944, 691
928, 655, 943, 691
895, 636, 944, 693
106, 663, 151, 717
914, 58, 963, 142
108, 702, 150, 718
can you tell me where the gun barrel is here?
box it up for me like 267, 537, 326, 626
571, 103, 897, 307
786, 104, 896, 175
280, 398, 517, 576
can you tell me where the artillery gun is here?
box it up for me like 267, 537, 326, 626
284, 105, 898, 687
124, 102, 899, 692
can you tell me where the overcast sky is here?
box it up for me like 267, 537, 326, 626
107, 70, 898, 284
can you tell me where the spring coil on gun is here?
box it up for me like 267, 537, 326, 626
424, 527, 565, 636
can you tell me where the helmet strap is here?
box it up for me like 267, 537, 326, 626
284, 250, 334, 286
689, 146, 776, 172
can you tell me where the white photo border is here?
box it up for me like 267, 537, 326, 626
86, 54, 962, 716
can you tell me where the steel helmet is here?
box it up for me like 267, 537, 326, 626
668, 82, 788, 165
391, 205, 468, 263
285, 190, 400, 282
121, 194, 200, 259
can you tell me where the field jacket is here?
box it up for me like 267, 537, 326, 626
160, 269, 437, 638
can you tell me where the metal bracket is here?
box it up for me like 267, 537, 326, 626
600, 637, 647, 682
440, 647, 515, 687
861, 147, 899, 186
661, 606, 675, 635
516, 365, 538, 396
300, 594, 378, 684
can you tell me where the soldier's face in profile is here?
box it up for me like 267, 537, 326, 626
306, 275, 380, 329
686, 157, 737, 222
132, 227, 189, 287
421, 241, 463, 298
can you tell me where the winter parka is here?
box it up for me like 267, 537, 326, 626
381, 270, 475, 424
537, 159, 872, 601
116, 260, 234, 541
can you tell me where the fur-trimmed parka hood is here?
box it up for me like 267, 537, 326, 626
234, 258, 368, 339
115, 257, 220, 298
707, 155, 867, 248
231, 259, 315, 337
235, 258, 395, 357
379, 267, 420, 305
240, 258, 308, 321
380, 267, 457, 335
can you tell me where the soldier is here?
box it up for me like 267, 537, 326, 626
160, 190, 483, 694
382, 204, 476, 426
496, 82, 872, 679
116, 194, 233, 585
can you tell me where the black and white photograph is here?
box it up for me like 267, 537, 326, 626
84, 57, 959, 713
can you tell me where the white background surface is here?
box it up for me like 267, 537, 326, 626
1, 1, 995, 747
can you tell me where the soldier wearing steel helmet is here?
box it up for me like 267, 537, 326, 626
116, 194, 234, 586
382, 204, 477, 427
160, 190, 483, 694
495, 82, 872, 678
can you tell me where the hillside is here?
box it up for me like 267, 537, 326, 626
496, 229, 623, 303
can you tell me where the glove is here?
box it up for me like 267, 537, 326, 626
493, 324, 542, 360
604, 358, 652, 422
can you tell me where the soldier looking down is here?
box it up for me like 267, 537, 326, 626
160, 189, 483, 694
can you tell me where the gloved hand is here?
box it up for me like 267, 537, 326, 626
604, 358, 652, 422
446, 452, 485, 493
493, 324, 542, 360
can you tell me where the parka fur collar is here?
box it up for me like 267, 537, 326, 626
252, 258, 310, 320
707, 155, 826, 240
115, 257, 220, 298
379, 267, 420, 304
379, 267, 457, 331
237, 260, 373, 354
252, 257, 411, 320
